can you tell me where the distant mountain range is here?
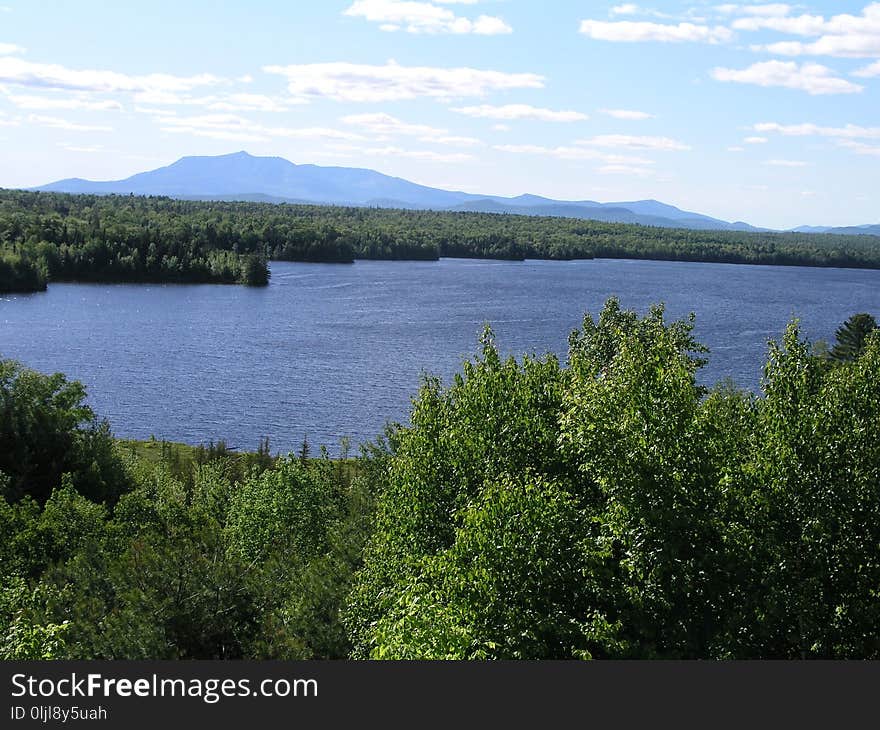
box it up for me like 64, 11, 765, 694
33, 151, 878, 235
791, 224, 880, 236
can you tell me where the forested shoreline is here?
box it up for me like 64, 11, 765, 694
3, 189, 880, 293
2, 303, 879, 660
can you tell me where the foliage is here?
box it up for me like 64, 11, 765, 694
347, 300, 880, 659
0, 576, 69, 659
4, 189, 880, 293
0, 360, 127, 505
829, 313, 877, 362
0, 426, 370, 659
0, 249, 47, 292
0, 190, 269, 291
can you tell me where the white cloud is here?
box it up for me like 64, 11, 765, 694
711, 61, 863, 94
756, 122, 880, 159
599, 108, 654, 120
343, 1, 511, 35
755, 35, 880, 58
430, 135, 482, 147
370, 146, 472, 162
451, 103, 588, 122
205, 94, 300, 112
129, 90, 302, 112
492, 123, 510, 132
493, 143, 654, 166
579, 20, 733, 43
731, 14, 825, 35
0, 42, 24, 54
0, 57, 223, 94
263, 61, 543, 103
493, 143, 601, 160
341, 111, 445, 137
607, 4, 684, 20
754, 121, 880, 139
5, 94, 123, 111
0, 110, 20, 127
733, 4, 880, 35
732, 4, 880, 59
134, 106, 177, 116
354, 144, 473, 162
744, 136, 768, 143
156, 113, 264, 140
838, 139, 880, 156
764, 158, 808, 166
716, 4, 792, 17
28, 114, 113, 132
58, 144, 102, 153
576, 134, 691, 151
598, 163, 655, 176
156, 113, 365, 143
854, 60, 880, 76
339, 112, 481, 146
242, 125, 363, 141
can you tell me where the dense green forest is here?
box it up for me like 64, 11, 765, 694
4, 189, 880, 293
2, 303, 879, 659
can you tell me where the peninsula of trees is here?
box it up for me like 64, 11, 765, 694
3, 189, 880, 293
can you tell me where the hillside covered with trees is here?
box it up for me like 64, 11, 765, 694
3, 190, 880, 293
2, 302, 879, 659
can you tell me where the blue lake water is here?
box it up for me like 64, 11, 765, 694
2, 258, 878, 453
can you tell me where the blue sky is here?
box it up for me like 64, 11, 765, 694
0, 1, 878, 228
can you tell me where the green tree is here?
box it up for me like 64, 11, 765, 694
829, 313, 877, 362
0, 360, 128, 505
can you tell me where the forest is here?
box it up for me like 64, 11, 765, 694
2, 303, 879, 660
3, 189, 880, 293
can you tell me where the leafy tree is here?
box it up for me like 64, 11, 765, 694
241, 253, 270, 286
347, 300, 880, 659
0, 576, 69, 659
226, 457, 338, 565
0, 360, 128, 505
0, 250, 47, 292
369, 473, 602, 659
345, 326, 573, 658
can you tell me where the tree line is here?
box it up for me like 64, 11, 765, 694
1, 306, 879, 659
4, 189, 880, 292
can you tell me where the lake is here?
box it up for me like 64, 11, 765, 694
2, 258, 878, 453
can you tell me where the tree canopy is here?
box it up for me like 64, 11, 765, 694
346, 301, 880, 659
4, 189, 880, 293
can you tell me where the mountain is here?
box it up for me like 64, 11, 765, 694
791, 225, 832, 234
790, 224, 880, 235
33, 150, 763, 232
824, 224, 880, 236
445, 198, 765, 231
38, 151, 475, 208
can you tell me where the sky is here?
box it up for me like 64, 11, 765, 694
0, 1, 878, 229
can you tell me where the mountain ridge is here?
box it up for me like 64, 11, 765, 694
33, 151, 875, 234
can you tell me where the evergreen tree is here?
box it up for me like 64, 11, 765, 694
830, 313, 877, 362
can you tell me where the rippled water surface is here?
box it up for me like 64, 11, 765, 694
2, 258, 878, 452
